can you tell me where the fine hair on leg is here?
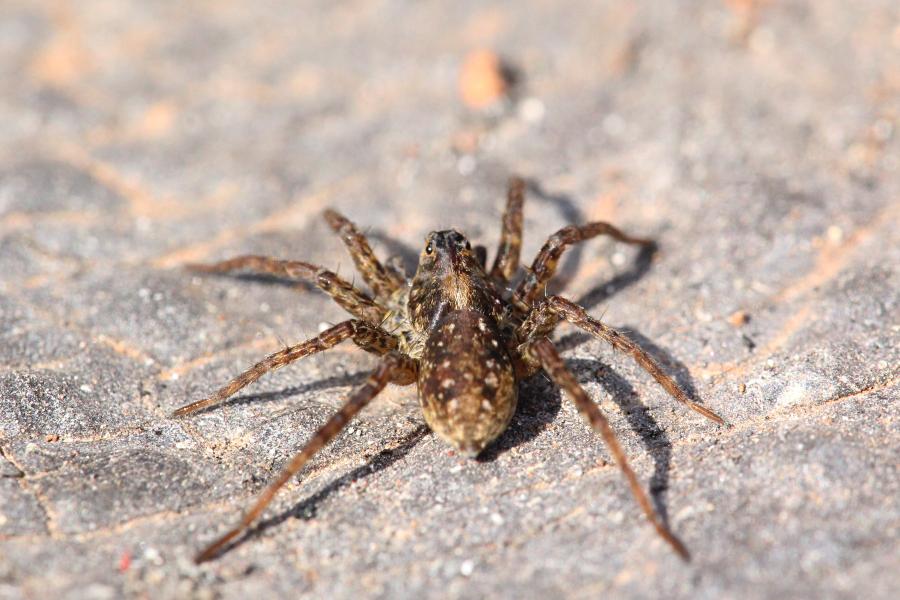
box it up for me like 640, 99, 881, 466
192, 352, 415, 563
323, 209, 405, 300
527, 337, 690, 560
520, 296, 725, 425
513, 222, 656, 311
188, 255, 387, 324
489, 176, 526, 284
172, 320, 397, 417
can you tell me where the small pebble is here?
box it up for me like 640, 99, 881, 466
459, 50, 508, 108
728, 310, 750, 327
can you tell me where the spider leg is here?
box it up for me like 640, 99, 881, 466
187, 255, 386, 324
519, 296, 725, 425
489, 176, 526, 284
512, 222, 655, 311
192, 351, 416, 563
323, 209, 405, 300
525, 337, 690, 560
172, 320, 400, 417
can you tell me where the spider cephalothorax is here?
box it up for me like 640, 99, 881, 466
174, 176, 726, 563
408, 229, 505, 332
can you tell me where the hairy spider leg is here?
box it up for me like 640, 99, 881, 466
323, 209, 405, 300
188, 256, 387, 324
489, 176, 526, 284
526, 337, 690, 560
191, 352, 416, 563
172, 320, 398, 417
512, 222, 656, 312
520, 296, 725, 425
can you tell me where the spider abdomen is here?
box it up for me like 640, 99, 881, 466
417, 309, 517, 457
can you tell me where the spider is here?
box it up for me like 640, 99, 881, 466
173, 176, 726, 563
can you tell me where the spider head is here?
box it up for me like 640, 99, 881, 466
409, 229, 498, 332
417, 229, 476, 274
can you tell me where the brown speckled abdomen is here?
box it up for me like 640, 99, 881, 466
417, 309, 517, 456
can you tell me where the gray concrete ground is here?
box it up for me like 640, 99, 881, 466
1, 1, 898, 598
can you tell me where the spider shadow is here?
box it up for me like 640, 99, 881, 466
211, 424, 430, 559
202, 272, 318, 291
566, 357, 675, 526
477, 371, 564, 462
553, 325, 701, 406
624, 328, 702, 404
187, 371, 371, 416
572, 242, 658, 312
522, 179, 658, 307
366, 231, 420, 278
476, 351, 677, 527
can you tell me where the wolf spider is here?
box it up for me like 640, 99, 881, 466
174, 177, 725, 563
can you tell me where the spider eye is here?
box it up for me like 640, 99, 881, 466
425, 243, 433, 255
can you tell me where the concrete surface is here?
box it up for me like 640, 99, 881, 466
1, 1, 898, 598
